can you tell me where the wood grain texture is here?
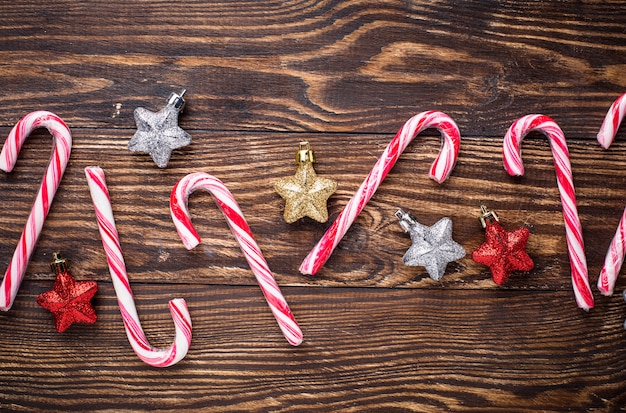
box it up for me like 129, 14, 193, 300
1, 0, 626, 411
0, 283, 625, 412
0, 1, 625, 135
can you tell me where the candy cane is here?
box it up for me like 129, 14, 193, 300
503, 114, 594, 310
85, 166, 192, 367
0, 111, 71, 311
170, 172, 302, 346
595, 93, 626, 296
597, 92, 626, 149
299, 110, 461, 275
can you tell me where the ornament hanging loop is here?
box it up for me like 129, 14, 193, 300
167, 89, 187, 112
395, 208, 418, 233
478, 205, 499, 228
296, 141, 315, 163
50, 252, 70, 274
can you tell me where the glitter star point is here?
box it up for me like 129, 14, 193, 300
37, 270, 98, 333
396, 209, 466, 281
472, 220, 534, 285
128, 91, 192, 168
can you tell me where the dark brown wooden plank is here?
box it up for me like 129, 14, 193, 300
1, 128, 626, 296
0, 282, 624, 412
1, 1, 626, 410
0, 1, 625, 135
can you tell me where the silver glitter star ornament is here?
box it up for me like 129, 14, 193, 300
395, 208, 465, 281
128, 90, 192, 168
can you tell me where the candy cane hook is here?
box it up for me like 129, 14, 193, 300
85, 166, 192, 367
300, 110, 461, 275
0, 111, 71, 311
170, 172, 303, 346
597, 92, 626, 150
595, 93, 626, 295
503, 114, 594, 310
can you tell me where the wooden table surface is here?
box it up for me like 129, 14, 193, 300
1, 1, 625, 411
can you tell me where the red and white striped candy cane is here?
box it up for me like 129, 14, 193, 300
503, 114, 594, 310
595, 93, 626, 295
0, 111, 72, 311
85, 166, 192, 367
170, 172, 302, 346
299, 110, 461, 275
597, 92, 626, 149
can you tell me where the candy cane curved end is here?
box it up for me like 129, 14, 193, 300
85, 166, 193, 367
170, 172, 303, 346
597, 92, 626, 149
0, 111, 71, 173
0, 111, 72, 311
169, 172, 223, 250
501, 115, 594, 310
502, 114, 562, 177
122, 297, 192, 367
597, 198, 626, 297
422, 111, 461, 183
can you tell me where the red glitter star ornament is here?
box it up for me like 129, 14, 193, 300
37, 253, 98, 332
472, 206, 534, 285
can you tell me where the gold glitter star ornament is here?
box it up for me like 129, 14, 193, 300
274, 142, 337, 223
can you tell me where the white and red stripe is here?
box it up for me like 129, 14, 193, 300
170, 172, 302, 346
503, 114, 594, 310
299, 111, 461, 275
85, 166, 192, 367
595, 93, 626, 295
0, 111, 72, 311
597, 92, 626, 149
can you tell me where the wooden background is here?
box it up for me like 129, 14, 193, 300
1, 1, 625, 411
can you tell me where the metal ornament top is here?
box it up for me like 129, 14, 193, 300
128, 90, 192, 168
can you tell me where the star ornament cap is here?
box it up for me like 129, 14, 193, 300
274, 142, 337, 223
37, 253, 98, 333
395, 208, 466, 281
128, 89, 192, 168
471, 206, 534, 285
